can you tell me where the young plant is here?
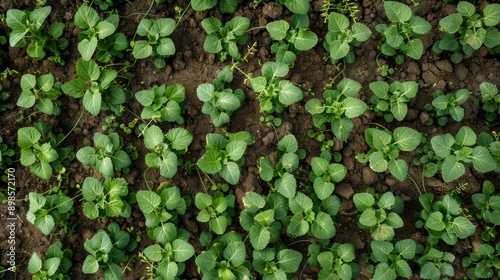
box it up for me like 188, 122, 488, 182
369, 80, 418, 122
201, 16, 250, 62
434, 2, 500, 63
417, 247, 455, 280
462, 242, 500, 279
416, 193, 476, 245
356, 127, 422, 181
195, 192, 235, 235
471, 180, 500, 241
305, 77, 367, 141
16, 73, 63, 116
477, 133, 500, 173
76, 132, 134, 178
429, 125, 497, 182
308, 154, 347, 201
266, 19, 318, 66
423, 89, 470, 126
251, 61, 304, 115
197, 132, 254, 185
135, 84, 186, 124
26, 191, 74, 235
480, 82, 500, 123
195, 232, 251, 279
74, 5, 118, 60
62, 58, 130, 116
259, 134, 306, 199
366, 239, 416, 280
6, 6, 67, 63
197, 66, 245, 127
18, 122, 75, 180
323, 12, 372, 64
252, 247, 303, 279
28, 241, 73, 279
376, 1, 431, 64
92, 0, 125, 11
353, 190, 404, 241
0, 86, 10, 112
132, 17, 176, 68
81, 177, 132, 219
191, 0, 239, 14
82, 222, 137, 280
307, 243, 360, 280
0, 136, 15, 180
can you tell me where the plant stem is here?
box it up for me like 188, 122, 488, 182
55, 106, 85, 147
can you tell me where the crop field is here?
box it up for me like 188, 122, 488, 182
1, 0, 500, 279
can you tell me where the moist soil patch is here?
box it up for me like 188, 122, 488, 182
0, 0, 499, 279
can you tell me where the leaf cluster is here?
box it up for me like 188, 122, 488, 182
307, 243, 360, 280
354, 191, 404, 241
0, 87, 10, 112
197, 66, 245, 127
28, 241, 73, 280
135, 83, 186, 124
480, 82, 500, 123
92, 0, 125, 11
6, 6, 67, 63
366, 239, 416, 280
83, 222, 137, 280
477, 132, 500, 172
434, 2, 500, 63
201, 16, 250, 62
463, 242, 500, 279
191, 0, 239, 14
417, 247, 455, 280
76, 132, 133, 178
144, 125, 193, 178
266, 18, 318, 66
18, 122, 75, 180
27, 192, 74, 235
308, 154, 347, 201
195, 232, 251, 279
356, 127, 422, 181
376, 1, 431, 64
82, 177, 132, 219
417, 193, 476, 245
253, 246, 303, 279
251, 62, 303, 114
196, 192, 235, 235
324, 12, 372, 64
62, 58, 130, 116
423, 88, 470, 126
197, 132, 254, 184
17, 73, 63, 116
306, 77, 367, 141
369, 80, 418, 122
471, 180, 500, 241
132, 18, 176, 68
0, 136, 15, 175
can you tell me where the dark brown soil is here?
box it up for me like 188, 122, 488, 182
0, 0, 499, 279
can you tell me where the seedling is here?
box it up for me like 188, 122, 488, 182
26, 191, 74, 235
18, 122, 75, 180
323, 12, 371, 64
308, 154, 347, 200
76, 132, 134, 178
28, 241, 73, 279
480, 82, 500, 123
135, 83, 186, 124
477, 132, 500, 172
16, 73, 63, 116
307, 243, 360, 280
462, 242, 500, 279
101, 115, 138, 135
0, 86, 10, 112
369, 80, 418, 122
197, 66, 245, 127
251, 61, 304, 115
259, 134, 306, 199
416, 193, 476, 245
434, 2, 500, 63
81, 177, 132, 219
471, 180, 500, 241
92, 0, 125, 11
0, 136, 15, 181
201, 16, 250, 62
74, 5, 119, 61
136, 183, 188, 227
306, 77, 367, 141
6, 6, 67, 63
195, 192, 235, 235
423, 89, 470, 126
417, 247, 455, 280
82, 222, 137, 280
191, 0, 239, 13
376, 1, 431, 64
266, 19, 318, 66
356, 127, 422, 181
252, 247, 303, 279
132, 17, 176, 68
321, 0, 360, 23
365, 239, 416, 279
195, 232, 251, 279
353, 190, 404, 241
197, 132, 254, 185
62, 58, 130, 116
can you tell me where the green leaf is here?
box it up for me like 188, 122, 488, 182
157, 38, 175, 56
31, 161, 53, 180
277, 249, 303, 273
369, 151, 388, 173
144, 244, 162, 262
328, 12, 349, 32
220, 161, 240, 185
74, 5, 100, 29
203, 34, 222, 54
353, 193, 375, 211
455, 126, 476, 146
200, 17, 221, 34
452, 216, 475, 239
431, 134, 454, 158
442, 155, 465, 182
144, 125, 163, 149
409, 16, 431, 34
426, 212, 446, 231
371, 224, 395, 241
229, 16, 250, 36
226, 140, 247, 161
294, 29, 318, 51
97, 20, 116, 39
28, 253, 43, 273
172, 239, 195, 262
278, 134, 298, 153
359, 208, 377, 227
395, 239, 416, 259
328, 40, 349, 60
371, 241, 393, 262
136, 190, 161, 214
266, 20, 289, 40
155, 18, 175, 36
76, 58, 100, 81
388, 159, 408, 181
275, 172, 296, 199
259, 157, 274, 181
312, 212, 335, 239
384, 1, 412, 22
313, 178, 335, 200
82, 256, 99, 274
18, 127, 41, 148
83, 90, 101, 116
132, 40, 153, 59
439, 13, 463, 34
483, 4, 500, 26
197, 150, 222, 174
250, 225, 270, 250
103, 263, 122, 280
35, 215, 55, 235
167, 128, 193, 151
288, 215, 309, 236
472, 146, 496, 173
285, 0, 310, 14
209, 216, 228, 235
352, 22, 372, 41
405, 39, 423, 59
343, 97, 367, 118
